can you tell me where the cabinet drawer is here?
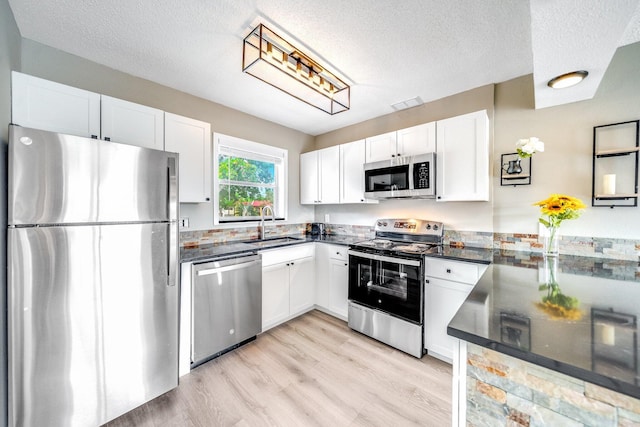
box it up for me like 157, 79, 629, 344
328, 245, 349, 262
425, 258, 481, 284
260, 244, 315, 267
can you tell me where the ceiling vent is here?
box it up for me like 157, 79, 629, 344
391, 96, 424, 111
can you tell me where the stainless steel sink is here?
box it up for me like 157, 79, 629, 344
245, 237, 304, 248
245, 237, 305, 248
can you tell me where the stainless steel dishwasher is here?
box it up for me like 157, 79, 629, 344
191, 253, 262, 367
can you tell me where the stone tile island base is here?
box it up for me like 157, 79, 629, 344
454, 342, 640, 426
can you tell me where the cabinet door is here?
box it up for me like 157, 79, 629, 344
365, 131, 397, 162
12, 71, 100, 138
314, 244, 331, 310
289, 256, 316, 315
318, 145, 340, 204
101, 95, 164, 150
300, 151, 319, 204
328, 258, 349, 319
425, 277, 474, 362
340, 139, 369, 203
262, 262, 290, 331
165, 112, 212, 203
397, 122, 436, 156
436, 110, 489, 201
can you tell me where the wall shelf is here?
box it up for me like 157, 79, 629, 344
592, 120, 639, 208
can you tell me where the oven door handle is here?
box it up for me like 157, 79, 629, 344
347, 249, 422, 267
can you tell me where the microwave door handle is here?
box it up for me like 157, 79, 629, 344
347, 250, 421, 267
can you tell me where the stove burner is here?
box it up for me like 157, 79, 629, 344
393, 244, 431, 253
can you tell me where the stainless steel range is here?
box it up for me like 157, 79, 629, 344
347, 218, 443, 358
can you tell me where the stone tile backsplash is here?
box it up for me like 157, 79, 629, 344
466, 343, 640, 426
180, 224, 639, 261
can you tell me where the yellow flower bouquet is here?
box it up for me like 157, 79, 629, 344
533, 194, 586, 256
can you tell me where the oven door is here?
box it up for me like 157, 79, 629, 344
347, 250, 423, 323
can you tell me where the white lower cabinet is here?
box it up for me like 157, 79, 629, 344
315, 243, 349, 320
289, 256, 316, 314
261, 244, 315, 331
424, 258, 487, 363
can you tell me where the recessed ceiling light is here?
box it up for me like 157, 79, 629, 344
547, 71, 589, 89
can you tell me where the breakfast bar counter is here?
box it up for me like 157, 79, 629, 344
447, 250, 640, 425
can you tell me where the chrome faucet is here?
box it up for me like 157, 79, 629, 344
260, 205, 275, 240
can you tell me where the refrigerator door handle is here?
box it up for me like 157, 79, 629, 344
167, 155, 178, 287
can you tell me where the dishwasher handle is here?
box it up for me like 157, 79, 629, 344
195, 254, 261, 277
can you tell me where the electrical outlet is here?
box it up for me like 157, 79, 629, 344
324, 214, 330, 223
179, 217, 189, 228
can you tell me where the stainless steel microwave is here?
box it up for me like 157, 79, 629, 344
363, 153, 436, 199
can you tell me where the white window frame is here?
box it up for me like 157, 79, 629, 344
213, 133, 288, 225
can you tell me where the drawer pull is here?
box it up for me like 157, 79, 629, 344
446, 268, 451, 273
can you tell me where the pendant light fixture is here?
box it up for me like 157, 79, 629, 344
242, 24, 350, 115
547, 70, 589, 89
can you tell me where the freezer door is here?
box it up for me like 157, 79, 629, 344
8, 125, 178, 225
8, 223, 178, 427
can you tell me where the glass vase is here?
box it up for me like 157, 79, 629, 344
543, 225, 560, 257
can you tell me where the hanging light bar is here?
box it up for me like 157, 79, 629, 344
242, 24, 350, 115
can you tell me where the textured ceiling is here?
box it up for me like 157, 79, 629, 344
7, 0, 640, 136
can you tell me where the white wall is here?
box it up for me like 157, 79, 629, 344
314, 199, 494, 232
493, 42, 640, 239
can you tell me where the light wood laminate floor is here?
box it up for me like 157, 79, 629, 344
106, 310, 452, 427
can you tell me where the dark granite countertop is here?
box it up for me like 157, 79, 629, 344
448, 250, 640, 399
426, 245, 494, 264
180, 234, 362, 263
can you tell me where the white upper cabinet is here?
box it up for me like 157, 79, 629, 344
300, 146, 340, 204
397, 122, 436, 155
101, 95, 164, 150
365, 131, 397, 162
300, 151, 319, 204
165, 112, 212, 203
365, 122, 436, 163
340, 139, 376, 204
436, 110, 490, 202
11, 71, 101, 138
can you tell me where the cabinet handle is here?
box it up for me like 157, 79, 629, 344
426, 279, 430, 283
360, 199, 364, 202
344, 263, 348, 266
397, 153, 401, 157
91, 135, 98, 139
446, 268, 452, 273
336, 252, 341, 255
291, 262, 295, 266
104, 137, 111, 141
206, 197, 210, 201
391, 154, 395, 158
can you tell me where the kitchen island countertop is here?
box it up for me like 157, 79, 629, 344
448, 249, 640, 399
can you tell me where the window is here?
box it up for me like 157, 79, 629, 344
213, 133, 287, 224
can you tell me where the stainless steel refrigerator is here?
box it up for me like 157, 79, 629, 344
7, 125, 179, 427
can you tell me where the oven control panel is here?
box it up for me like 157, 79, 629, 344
374, 218, 443, 236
